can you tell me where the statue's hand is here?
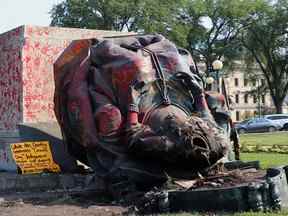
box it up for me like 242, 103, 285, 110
128, 81, 144, 112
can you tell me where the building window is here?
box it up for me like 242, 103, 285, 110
234, 78, 239, 87
244, 79, 248, 86
236, 111, 240, 121
253, 95, 257, 103
235, 94, 239, 104
262, 95, 265, 104
244, 94, 248, 103
252, 80, 256, 86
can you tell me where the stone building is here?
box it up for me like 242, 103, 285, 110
223, 64, 288, 122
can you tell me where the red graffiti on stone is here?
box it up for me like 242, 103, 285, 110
0, 25, 134, 132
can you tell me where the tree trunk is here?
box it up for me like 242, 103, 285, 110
271, 92, 284, 114
274, 101, 283, 114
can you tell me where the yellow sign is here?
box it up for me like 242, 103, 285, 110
11, 141, 61, 174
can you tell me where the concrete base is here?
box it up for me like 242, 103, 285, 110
0, 172, 106, 199
0, 162, 286, 214
0, 122, 78, 172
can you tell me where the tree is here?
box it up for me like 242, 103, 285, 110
50, 1, 288, 113
177, 0, 263, 72
50, 0, 258, 70
50, 0, 138, 31
50, 0, 182, 32
241, 0, 288, 113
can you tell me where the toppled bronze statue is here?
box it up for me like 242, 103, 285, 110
54, 34, 237, 191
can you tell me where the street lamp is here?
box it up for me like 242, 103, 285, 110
206, 76, 214, 85
212, 60, 223, 71
205, 76, 214, 90
212, 60, 223, 92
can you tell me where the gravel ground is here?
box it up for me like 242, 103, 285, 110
0, 196, 128, 216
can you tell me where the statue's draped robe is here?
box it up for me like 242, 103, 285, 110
54, 35, 228, 187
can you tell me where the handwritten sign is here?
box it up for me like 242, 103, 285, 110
11, 141, 60, 174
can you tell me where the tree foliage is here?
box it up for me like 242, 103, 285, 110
50, 0, 288, 113
50, 0, 261, 64
241, 0, 288, 113
50, 0, 182, 32
176, 0, 265, 71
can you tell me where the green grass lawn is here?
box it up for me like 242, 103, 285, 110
241, 152, 288, 169
164, 210, 288, 215
240, 132, 288, 146
233, 211, 288, 216
239, 132, 288, 168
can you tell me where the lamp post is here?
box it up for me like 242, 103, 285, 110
205, 76, 214, 90
256, 78, 262, 117
212, 60, 223, 93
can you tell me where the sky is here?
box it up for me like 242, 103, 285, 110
0, 0, 63, 34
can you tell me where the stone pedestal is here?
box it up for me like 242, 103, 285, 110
0, 25, 133, 171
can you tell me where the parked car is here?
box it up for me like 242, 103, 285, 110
264, 114, 288, 131
236, 117, 282, 134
